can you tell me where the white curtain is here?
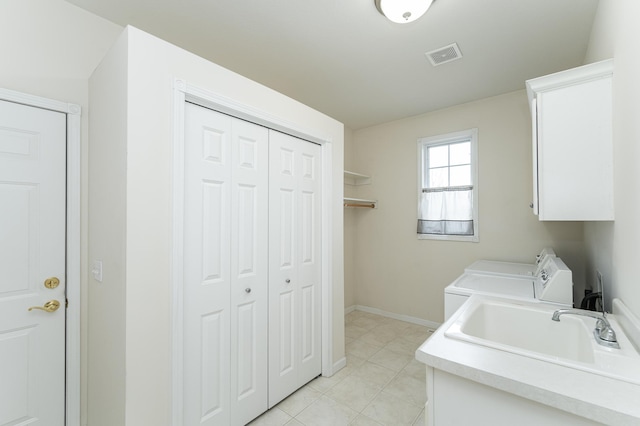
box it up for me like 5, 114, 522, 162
417, 186, 473, 235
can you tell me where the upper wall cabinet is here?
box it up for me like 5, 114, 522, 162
526, 59, 613, 221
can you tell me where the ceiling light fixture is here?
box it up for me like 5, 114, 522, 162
375, 0, 434, 24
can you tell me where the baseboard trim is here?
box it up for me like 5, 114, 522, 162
346, 304, 441, 330
344, 305, 356, 315
328, 356, 347, 377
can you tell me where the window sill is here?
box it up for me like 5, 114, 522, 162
417, 233, 479, 243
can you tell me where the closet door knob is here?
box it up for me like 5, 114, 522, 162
285, 279, 291, 284
245, 288, 251, 293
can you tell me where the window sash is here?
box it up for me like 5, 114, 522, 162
423, 139, 472, 189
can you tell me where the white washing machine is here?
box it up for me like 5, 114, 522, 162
444, 255, 572, 320
464, 247, 556, 278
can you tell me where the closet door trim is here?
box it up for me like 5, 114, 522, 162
170, 79, 334, 426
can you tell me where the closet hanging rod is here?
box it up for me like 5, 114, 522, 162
344, 202, 376, 209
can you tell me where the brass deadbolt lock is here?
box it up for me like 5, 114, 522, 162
44, 277, 60, 289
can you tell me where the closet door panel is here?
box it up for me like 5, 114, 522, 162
277, 186, 296, 375
268, 135, 300, 406
184, 105, 269, 426
268, 131, 322, 407
184, 103, 232, 426
230, 119, 269, 426
297, 143, 322, 381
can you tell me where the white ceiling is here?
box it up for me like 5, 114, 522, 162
66, 0, 599, 130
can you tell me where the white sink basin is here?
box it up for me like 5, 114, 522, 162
444, 296, 640, 384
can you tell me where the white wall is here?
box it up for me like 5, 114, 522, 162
351, 91, 585, 323
344, 128, 357, 309
583, 0, 640, 317
89, 26, 345, 425
87, 32, 128, 426
0, 2, 122, 425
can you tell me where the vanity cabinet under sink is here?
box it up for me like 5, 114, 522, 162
426, 368, 601, 425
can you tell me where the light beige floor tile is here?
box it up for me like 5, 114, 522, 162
306, 365, 352, 393
401, 359, 426, 382
356, 311, 383, 321
376, 317, 411, 329
345, 311, 360, 324
346, 310, 368, 320
384, 337, 419, 356
368, 347, 413, 372
306, 375, 337, 393
362, 392, 422, 426
359, 330, 396, 347
249, 407, 293, 426
382, 372, 427, 407
325, 375, 382, 412
404, 323, 429, 333
295, 395, 359, 426
346, 339, 382, 359
285, 419, 304, 426
379, 322, 409, 335
277, 385, 322, 417
351, 361, 397, 388
345, 336, 355, 346
377, 320, 412, 335
351, 315, 385, 330
350, 414, 384, 425
401, 329, 432, 345
346, 354, 367, 368
345, 324, 370, 339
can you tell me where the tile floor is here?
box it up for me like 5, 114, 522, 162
249, 310, 434, 426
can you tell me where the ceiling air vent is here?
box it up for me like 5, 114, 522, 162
426, 43, 462, 66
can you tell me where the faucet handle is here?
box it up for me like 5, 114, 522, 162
598, 324, 618, 343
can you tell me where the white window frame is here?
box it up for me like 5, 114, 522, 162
417, 128, 479, 242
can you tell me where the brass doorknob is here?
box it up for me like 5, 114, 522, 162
28, 300, 61, 313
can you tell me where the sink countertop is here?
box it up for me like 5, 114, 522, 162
416, 296, 640, 426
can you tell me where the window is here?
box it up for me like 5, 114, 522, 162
417, 129, 478, 242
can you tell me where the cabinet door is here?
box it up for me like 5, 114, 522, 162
268, 130, 322, 407
183, 104, 269, 425
536, 77, 613, 220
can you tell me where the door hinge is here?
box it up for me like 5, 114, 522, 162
66, 298, 69, 308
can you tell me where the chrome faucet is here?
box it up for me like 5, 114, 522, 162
551, 309, 620, 349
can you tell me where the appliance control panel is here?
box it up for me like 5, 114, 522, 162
534, 256, 573, 305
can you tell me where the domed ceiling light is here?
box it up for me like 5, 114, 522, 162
375, 0, 434, 24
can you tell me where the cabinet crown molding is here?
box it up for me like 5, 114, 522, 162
526, 58, 613, 106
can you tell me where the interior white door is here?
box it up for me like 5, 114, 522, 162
183, 103, 269, 425
0, 100, 66, 425
268, 130, 322, 407
228, 117, 269, 426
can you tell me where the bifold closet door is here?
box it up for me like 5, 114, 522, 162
268, 130, 322, 407
183, 103, 268, 426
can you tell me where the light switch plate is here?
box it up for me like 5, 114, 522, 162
92, 260, 103, 283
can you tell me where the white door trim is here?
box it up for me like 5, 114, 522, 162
170, 79, 334, 425
0, 87, 82, 426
